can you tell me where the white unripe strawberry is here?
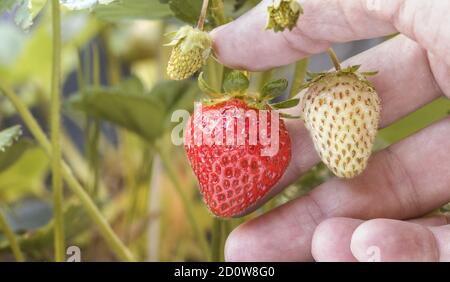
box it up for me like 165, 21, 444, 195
300, 66, 381, 178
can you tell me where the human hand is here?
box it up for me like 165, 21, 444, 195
211, 0, 450, 262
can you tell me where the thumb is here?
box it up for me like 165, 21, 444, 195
211, 0, 449, 71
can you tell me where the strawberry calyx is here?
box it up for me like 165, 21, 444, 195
164, 26, 212, 56
300, 65, 378, 91
198, 71, 300, 115
266, 0, 304, 32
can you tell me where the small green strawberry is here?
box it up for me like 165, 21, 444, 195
300, 66, 381, 178
165, 26, 212, 80
266, 0, 303, 32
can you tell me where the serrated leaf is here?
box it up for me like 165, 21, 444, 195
223, 71, 249, 93
60, 0, 114, 10
0, 139, 34, 172
0, 0, 47, 31
261, 78, 288, 100
344, 65, 361, 73
93, 0, 172, 21
0, 125, 22, 152
270, 98, 299, 109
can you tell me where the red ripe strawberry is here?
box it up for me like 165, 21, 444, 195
184, 99, 291, 218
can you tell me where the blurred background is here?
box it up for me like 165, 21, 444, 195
0, 0, 449, 262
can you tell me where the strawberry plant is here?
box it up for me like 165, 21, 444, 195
0, 0, 448, 263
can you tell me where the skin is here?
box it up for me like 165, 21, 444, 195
210, 0, 450, 262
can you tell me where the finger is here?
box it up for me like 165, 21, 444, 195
212, 0, 450, 70
239, 35, 443, 216
311, 215, 449, 262
311, 218, 362, 262
409, 214, 450, 227
225, 117, 450, 261
351, 218, 450, 262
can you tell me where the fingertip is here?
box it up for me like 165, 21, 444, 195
312, 218, 361, 262
224, 223, 266, 262
223, 223, 260, 262
224, 198, 321, 261
209, 0, 303, 71
351, 219, 439, 262
224, 227, 242, 262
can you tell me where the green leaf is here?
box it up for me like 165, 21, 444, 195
270, 98, 300, 109
0, 146, 49, 202
169, 0, 202, 25
261, 78, 288, 100
113, 75, 145, 96
0, 139, 34, 172
148, 80, 201, 129
0, 201, 92, 254
223, 71, 249, 93
0, 23, 27, 66
68, 78, 200, 141
69, 90, 166, 142
93, 0, 172, 21
0, 125, 22, 152
343, 65, 361, 73
149, 80, 191, 108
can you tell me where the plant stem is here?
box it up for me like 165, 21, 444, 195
289, 58, 309, 98
0, 81, 135, 262
89, 43, 101, 197
0, 210, 25, 262
101, 26, 121, 86
147, 155, 162, 261
153, 142, 210, 260
60, 164, 135, 261
197, 0, 210, 30
253, 70, 273, 92
206, 57, 223, 91
211, 219, 221, 261
210, 0, 227, 26
326, 47, 341, 71
50, 0, 65, 262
